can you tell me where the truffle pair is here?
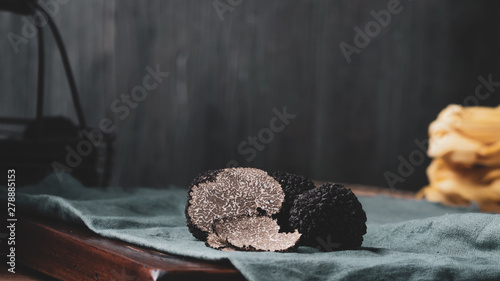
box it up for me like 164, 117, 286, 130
185, 167, 366, 252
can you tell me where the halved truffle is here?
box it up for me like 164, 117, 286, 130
270, 171, 316, 232
209, 215, 301, 252
289, 183, 367, 251
186, 167, 285, 241
206, 232, 236, 252
190, 169, 222, 187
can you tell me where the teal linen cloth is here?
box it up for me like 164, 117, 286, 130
5, 174, 500, 281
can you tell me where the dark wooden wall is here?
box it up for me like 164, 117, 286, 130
1, 0, 500, 190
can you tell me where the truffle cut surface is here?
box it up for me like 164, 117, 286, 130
186, 167, 285, 240
205, 233, 236, 251
212, 215, 301, 252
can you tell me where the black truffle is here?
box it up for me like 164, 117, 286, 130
190, 169, 222, 187
185, 169, 222, 241
206, 232, 236, 252
208, 215, 301, 252
185, 167, 285, 241
270, 171, 316, 232
289, 183, 367, 251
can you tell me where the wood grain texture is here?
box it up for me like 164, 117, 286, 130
1, 0, 500, 190
0, 265, 56, 281
17, 216, 246, 281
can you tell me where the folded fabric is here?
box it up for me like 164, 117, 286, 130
4, 174, 500, 281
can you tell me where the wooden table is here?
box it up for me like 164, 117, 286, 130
2, 185, 415, 281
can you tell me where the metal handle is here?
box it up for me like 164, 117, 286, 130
0, 0, 87, 130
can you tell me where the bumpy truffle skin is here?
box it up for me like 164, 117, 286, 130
289, 183, 367, 251
270, 171, 316, 232
186, 168, 285, 242
190, 169, 222, 187
185, 169, 222, 241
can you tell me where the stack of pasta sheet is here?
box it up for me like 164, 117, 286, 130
418, 104, 500, 212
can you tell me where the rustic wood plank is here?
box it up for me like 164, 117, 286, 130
0, 264, 56, 281
347, 184, 416, 200
17, 216, 246, 281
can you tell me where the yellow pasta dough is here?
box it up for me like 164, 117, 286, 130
416, 104, 500, 213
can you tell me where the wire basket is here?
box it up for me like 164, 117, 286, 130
0, 1, 114, 186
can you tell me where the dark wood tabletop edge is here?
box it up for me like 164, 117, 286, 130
18, 214, 240, 270
312, 181, 417, 200
0, 263, 59, 281
346, 184, 417, 200
17, 214, 246, 281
